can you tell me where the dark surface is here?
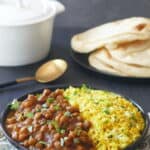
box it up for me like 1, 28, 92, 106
56, 0, 150, 28
1, 85, 149, 150
0, 0, 150, 113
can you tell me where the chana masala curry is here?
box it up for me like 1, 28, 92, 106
5, 85, 145, 150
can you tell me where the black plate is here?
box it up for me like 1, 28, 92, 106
71, 50, 150, 81
0, 84, 149, 150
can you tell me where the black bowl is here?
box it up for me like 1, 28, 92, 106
0, 84, 149, 150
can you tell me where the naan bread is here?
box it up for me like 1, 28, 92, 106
71, 17, 150, 53
89, 49, 150, 77
107, 40, 150, 67
89, 54, 126, 76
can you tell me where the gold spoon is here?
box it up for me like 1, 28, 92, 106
0, 59, 68, 88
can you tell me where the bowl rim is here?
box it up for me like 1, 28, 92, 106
0, 84, 149, 150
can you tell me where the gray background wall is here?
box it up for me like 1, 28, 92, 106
55, 0, 150, 28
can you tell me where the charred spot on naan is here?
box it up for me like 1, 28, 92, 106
135, 23, 147, 31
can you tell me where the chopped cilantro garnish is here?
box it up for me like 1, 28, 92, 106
81, 84, 88, 89
73, 138, 80, 144
51, 120, 60, 132
75, 127, 82, 136
103, 119, 109, 124
36, 94, 41, 99
64, 96, 70, 100
131, 115, 137, 121
47, 98, 54, 103
103, 108, 110, 114
60, 129, 65, 134
48, 123, 65, 133
24, 112, 34, 118
64, 111, 71, 117
10, 99, 20, 110
39, 141, 47, 145
54, 105, 60, 111
36, 108, 41, 112
47, 120, 51, 124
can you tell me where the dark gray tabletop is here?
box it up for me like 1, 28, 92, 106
0, 0, 150, 113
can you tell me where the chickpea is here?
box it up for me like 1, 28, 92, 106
18, 133, 29, 141
34, 112, 42, 120
6, 124, 15, 131
35, 132, 44, 141
61, 102, 69, 108
38, 89, 51, 103
43, 89, 51, 96
28, 137, 37, 145
49, 105, 55, 113
83, 121, 91, 130
35, 143, 44, 149
72, 112, 79, 117
56, 95, 64, 101
80, 131, 88, 137
59, 115, 68, 126
40, 125, 48, 132
53, 133, 61, 141
35, 104, 41, 110
51, 129, 56, 135
48, 124, 53, 131
13, 126, 20, 132
65, 137, 72, 146
23, 107, 32, 113
38, 95, 47, 103
49, 92, 55, 98
27, 94, 37, 102
76, 122, 83, 128
21, 99, 36, 108
79, 136, 89, 144
44, 112, 53, 119
76, 145, 85, 150
55, 89, 64, 95
23, 140, 29, 147
20, 127, 29, 135
77, 116, 83, 122
44, 147, 53, 150
23, 118, 33, 125
55, 113, 63, 122
6, 117, 16, 124
33, 124, 40, 132
68, 131, 76, 139
67, 106, 79, 113
54, 141, 61, 149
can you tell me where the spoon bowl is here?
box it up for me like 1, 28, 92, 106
35, 59, 68, 83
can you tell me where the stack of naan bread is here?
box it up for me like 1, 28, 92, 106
71, 17, 150, 77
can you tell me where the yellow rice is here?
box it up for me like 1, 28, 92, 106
64, 85, 145, 150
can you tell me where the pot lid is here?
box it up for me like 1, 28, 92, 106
0, 0, 56, 26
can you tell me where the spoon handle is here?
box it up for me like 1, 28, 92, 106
0, 77, 35, 88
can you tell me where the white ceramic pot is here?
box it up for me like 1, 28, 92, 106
0, 0, 65, 66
